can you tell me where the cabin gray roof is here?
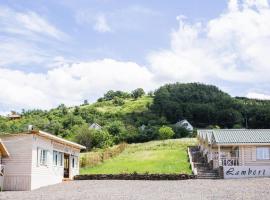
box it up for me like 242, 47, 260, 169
197, 130, 213, 144
198, 129, 270, 144
213, 129, 270, 144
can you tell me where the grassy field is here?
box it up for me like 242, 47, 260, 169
80, 96, 152, 114
80, 138, 196, 175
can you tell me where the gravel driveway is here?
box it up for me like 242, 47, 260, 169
0, 178, 270, 200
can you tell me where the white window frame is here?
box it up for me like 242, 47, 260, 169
38, 148, 48, 166
256, 147, 270, 160
59, 152, 63, 166
53, 150, 58, 166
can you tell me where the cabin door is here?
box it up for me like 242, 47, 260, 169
64, 154, 70, 178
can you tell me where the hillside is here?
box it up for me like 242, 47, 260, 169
81, 95, 152, 115
1, 82, 270, 150
80, 138, 196, 174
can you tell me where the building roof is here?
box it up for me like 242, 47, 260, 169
197, 130, 213, 143
198, 129, 270, 145
89, 123, 102, 130
0, 130, 86, 150
36, 130, 86, 149
0, 139, 10, 157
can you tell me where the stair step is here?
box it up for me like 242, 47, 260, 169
197, 177, 220, 179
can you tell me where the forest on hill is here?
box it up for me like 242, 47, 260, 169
1, 83, 270, 150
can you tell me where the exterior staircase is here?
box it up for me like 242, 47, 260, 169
188, 146, 220, 179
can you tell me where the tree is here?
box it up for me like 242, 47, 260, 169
105, 121, 126, 136
131, 88, 145, 99
91, 130, 114, 148
158, 125, 174, 140
75, 125, 93, 150
112, 96, 125, 106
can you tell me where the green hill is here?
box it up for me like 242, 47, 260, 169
1, 82, 270, 150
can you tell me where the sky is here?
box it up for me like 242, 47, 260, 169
1, 0, 270, 114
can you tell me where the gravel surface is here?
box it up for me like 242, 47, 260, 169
0, 178, 270, 200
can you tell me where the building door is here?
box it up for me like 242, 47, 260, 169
64, 154, 70, 178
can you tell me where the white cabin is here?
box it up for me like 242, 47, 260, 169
89, 123, 102, 130
0, 130, 85, 191
175, 119, 193, 132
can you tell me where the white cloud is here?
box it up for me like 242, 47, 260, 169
0, 59, 155, 111
246, 92, 270, 100
94, 14, 112, 33
75, 5, 160, 32
148, 0, 270, 87
3, 0, 270, 113
0, 6, 69, 68
0, 6, 67, 40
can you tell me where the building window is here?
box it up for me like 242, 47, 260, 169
53, 151, 58, 166
39, 149, 48, 166
72, 157, 75, 168
256, 147, 270, 160
59, 152, 63, 166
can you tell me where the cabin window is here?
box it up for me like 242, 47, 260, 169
256, 147, 270, 160
59, 152, 63, 166
53, 151, 58, 166
72, 157, 75, 168
39, 149, 48, 166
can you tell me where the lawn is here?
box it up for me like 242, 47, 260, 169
80, 138, 196, 175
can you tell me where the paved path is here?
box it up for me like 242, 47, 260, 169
0, 178, 270, 200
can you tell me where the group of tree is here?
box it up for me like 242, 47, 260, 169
1, 83, 270, 150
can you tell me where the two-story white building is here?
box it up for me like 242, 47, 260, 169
0, 130, 85, 191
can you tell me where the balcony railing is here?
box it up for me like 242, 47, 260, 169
220, 157, 239, 166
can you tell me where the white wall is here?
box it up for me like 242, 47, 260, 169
31, 135, 64, 190
2, 135, 33, 191
31, 135, 81, 190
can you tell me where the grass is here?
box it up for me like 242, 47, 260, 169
80, 138, 196, 175
81, 96, 153, 114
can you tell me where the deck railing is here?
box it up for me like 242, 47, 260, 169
220, 157, 239, 166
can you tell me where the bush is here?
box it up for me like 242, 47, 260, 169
92, 130, 114, 149
75, 125, 93, 150
105, 121, 126, 136
158, 126, 175, 140
173, 127, 190, 138
112, 97, 125, 106
131, 88, 145, 99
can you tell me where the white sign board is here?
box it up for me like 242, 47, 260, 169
224, 166, 270, 179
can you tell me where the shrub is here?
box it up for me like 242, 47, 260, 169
158, 125, 175, 140
92, 130, 114, 149
131, 88, 145, 99
75, 125, 93, 150
173, 127, 190, 138
112, 97, 125, 106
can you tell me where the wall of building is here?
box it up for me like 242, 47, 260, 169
1, 135, 32, 191
31, 135, 81, 190
242, 145, 270, 166
31, 134, 64, 190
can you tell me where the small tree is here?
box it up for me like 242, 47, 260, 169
131, 88, 145, 99
112, 96, 125, 106
158, 125, 175, 140
75, 125, 93, 150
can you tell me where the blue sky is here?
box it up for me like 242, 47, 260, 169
0, 0, 270, 113
2, 0, 227, 67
